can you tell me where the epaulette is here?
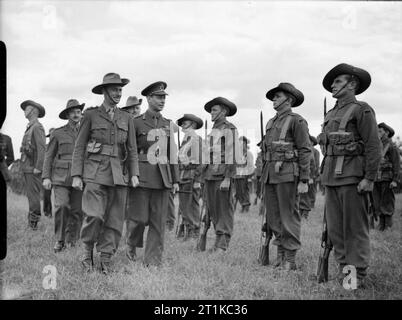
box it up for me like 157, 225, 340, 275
356, 100, 376, 116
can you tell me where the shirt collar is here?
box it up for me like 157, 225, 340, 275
335, 96, 357, 109
27, 118, 38, 128
101, 103, 116, 113
68, 120, 80, 130
276, 106, 292, 118
213, 117, 226, 128
145, 109, 161, 119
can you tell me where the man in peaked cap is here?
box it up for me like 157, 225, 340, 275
233, 136, 254, 213
261, 83, 311, 270
125, 81, 179, 266
20, 100, 46, 230
176, 114, 204, 240
203, 97, 240, 252
373, 122, 400, 231
71, 73, 140, 274
121, 96, 142, 119
43, 99, 85, 253
319, 63, 381, 288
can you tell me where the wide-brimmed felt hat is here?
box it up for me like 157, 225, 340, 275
309, 135, 318, 146
176, 114, 203, 129
266, 83, 304, 107
20, 100, 45, 118
92, 73, 130, 94
122, 96, 142, 110
204, 97, 237, 117
141, 81, 168, 96
378, 122, 395, 138
59, 99, 85, 119
322, 63, 371, 95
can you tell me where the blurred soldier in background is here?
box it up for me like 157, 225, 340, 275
20, 100, 46, 230
121, 96, 142, 119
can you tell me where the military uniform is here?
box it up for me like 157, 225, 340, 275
261, 83, 311, 268
20, 100, 46, 229
0, 133, 14, 182
71, 102, 139, 264
126, 108, 179, 265
373, 123, 400, 230
320, 64, 381, 282
233, 146, 254, 213
177, 118, 204, 238
203, 97, 239, 251
43, 128, 55, 218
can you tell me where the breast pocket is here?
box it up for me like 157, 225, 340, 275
52, 160, 70, 183
116, 120, 128, 144
91, 124, 108, 142
58, 139, 74, 155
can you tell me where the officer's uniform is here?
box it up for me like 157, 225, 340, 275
71, 75, 139, 267
203, 97, 239, 251
0, 133, 14, 182
233, 144, 254, 213
126, 82, 179, 266
320, 64, 381, 281
373, 122, 400, 230
261, 83, 311, 267
42, 100, 85, 250
177, 114, 204, 238
20, 100, 46, 229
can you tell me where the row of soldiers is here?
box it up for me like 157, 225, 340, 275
0, 63, 400, 289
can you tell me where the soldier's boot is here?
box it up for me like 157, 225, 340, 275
377, 215, 385, 231
28, 212, 39, 230
384, 216, 393, 230
54, 241, 65, 253
81, 244, 94, 273
336, 264, 347, 285
273, 246, 285, 268
126, 245, 137, 262
283, 249, 297, 271
100, 253, 112, 275
244, 205, 250, 213
166, 221, 175, 232
209, 234, 227, 253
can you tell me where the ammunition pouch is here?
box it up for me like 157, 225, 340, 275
324, 132, 364, 156
266, 141, 298, 162
379, 160, 393, 170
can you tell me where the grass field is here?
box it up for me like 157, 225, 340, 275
1, 188, 402, 300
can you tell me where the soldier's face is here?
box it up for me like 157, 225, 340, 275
24, 105, 34, 118
181, 120, 193, 132
104, 86, 122, 104
132, 105, 141, 116
272, 91, 289, 110
378, 127, 386, 139
147, 94, 166, 112
68, 108, 82, 123
210, 105, 226, 122
331, 75, 351, 98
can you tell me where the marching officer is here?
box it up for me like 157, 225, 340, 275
0, 132, 14, 183
71, 73, 140, 274
233, 136, 254, 213
373, 122, 400, 230
320, 63, 381, 288
121, 96, 142, 118
20, 100, 46, 230
42, 100, 84, 252
125, 81, 179, 266
176, 113, 204, 239
203, 97, 240, 252
261, 83, 311, 270
43, 128, 55, 218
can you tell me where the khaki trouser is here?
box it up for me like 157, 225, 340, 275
325, 185, 370, 278
80, 182, 127, 256
233, 177, 251, 208
126, 187, 169, 266
264, 181, 301, 251
53, 186, 83, 243
166, 191, 176, 227
23, 172, 42, 223
178, 181, 201, 230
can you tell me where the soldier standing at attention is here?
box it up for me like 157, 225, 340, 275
121, 96, 142, 118
203, 97, 239, 252
42, 100, 84, 252
176, 114, 204, 240
20, 100, 46, 230
261, 83, 311, 270
233, 136, 254, 213
320, 63, 381, 288
0, 132, 14, 183
71, 73, 140, 274
373, 122, 400, 231
125, 81, 179, 266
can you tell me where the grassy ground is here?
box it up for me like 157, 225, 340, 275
1, 188, 402, 300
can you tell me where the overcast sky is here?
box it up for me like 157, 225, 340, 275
1, 0, 401, 159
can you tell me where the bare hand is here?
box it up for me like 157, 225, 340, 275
33, 168, 41, 175
357, 178, 374, 193
172, 183, 179, 194
72, 176, 83, 191
297, 181, 309, 194
390, 181, 398, 189
220, 178, 231, 191
193, 182, 201, 189
42, 178, 52, 190
131, 176, 139, 188
308, 178, 314, 185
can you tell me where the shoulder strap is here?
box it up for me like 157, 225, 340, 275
279, 115, 293, 141
382, 143, 390, 158
338, 104, 357, 132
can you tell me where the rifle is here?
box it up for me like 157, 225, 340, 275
317, 207, 333, 283
196, 119, 210, 251
257, 110, 272, 265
